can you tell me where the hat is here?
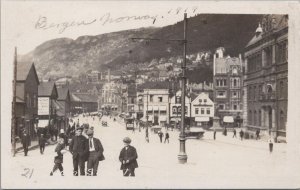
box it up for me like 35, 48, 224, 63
123, 137, 131, 144
86, 129, 94, 136
76, 126, 83, 131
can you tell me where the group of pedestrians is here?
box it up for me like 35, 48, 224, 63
49, 121, 138, 177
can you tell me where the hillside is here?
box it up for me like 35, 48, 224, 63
20, 14, 262, 80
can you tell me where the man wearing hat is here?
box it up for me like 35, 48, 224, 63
119, 137, 138, 177
21, 130, 31, 156
69, 126, 89, 176
86, 129, 104, 176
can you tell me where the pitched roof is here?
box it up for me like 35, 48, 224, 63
57, 87, 69, 101
71, 93, 98, 103
17, 61, 32, 81
38, 81, 57, 97
17, 61, 39, 84
215, 57, 240, 74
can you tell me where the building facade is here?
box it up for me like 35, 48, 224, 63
169, 90, 192, 126
243, 15, 288, 141
141, 82, 170, 126
213, 47, 243, 123
191, 92, 215, 126
15, 61, 39, 141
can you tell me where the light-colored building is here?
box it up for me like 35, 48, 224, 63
141, 82, 170, 126
191, 92, 215, 126
169, 90, 192, 125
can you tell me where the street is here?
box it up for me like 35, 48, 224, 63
4, 115, 300, 189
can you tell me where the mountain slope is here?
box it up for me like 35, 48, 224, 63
20, 14, 262, 79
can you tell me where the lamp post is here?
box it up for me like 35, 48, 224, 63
178, 13, 188, 164
146, 91, 149, 143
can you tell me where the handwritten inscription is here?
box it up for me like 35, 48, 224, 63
35, 6, 199, 34
21, 168, 34, 179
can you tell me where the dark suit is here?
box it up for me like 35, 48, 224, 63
69, 135, 89, 176
87, 137, 104, 176
119, 145, 138, 176
21, 134, 30, 156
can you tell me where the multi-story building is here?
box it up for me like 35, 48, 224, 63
213, 47, 243, 123
243, 15, 288, 141
191, 92, 215, 126
15, 61, 39, 141
126, 84, 137, 117
38, 81, 58, 134
141, 82, 170, 126
169, 90, 193, 126
99, 81, 122, 114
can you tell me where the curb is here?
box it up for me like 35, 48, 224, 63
16, 141, 58, 153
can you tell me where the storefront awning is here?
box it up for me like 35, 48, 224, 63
38, 119, 48, 128
223, 116, 234, 123
170, 118, 181, 122
195, 117, 209, 122
159, 106, 167, 111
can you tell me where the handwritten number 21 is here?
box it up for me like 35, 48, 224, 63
21, 168, 34, 178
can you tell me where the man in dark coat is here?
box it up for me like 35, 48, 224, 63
69, 127, 89, 176
213, 129, 217, 140
38, 134, 46, 154
21, 130, 30, 156
86, 130, 105, 176
119, 137, 138, 177
164, 132, 169, 143
158, 131, 164, 143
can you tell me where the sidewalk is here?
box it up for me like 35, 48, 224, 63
16, 139, 58, 153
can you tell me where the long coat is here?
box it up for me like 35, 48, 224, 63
88, 138, 105, 161
119, 145, 138, 170
54, 143, 65, 164
21, 134, 30, 147
69, 135, 89, 159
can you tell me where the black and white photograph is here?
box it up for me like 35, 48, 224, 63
1, 1, 300, 189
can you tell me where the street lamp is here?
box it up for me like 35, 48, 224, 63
178, 13, 188, 164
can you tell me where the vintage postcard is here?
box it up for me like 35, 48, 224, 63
1, 0, 300, 189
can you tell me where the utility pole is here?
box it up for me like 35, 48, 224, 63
146, 91, 149, 143
131, 13, 188, 163
11, 47, 17, 156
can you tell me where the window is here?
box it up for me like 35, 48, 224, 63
160, 111, 167, 115
195, 108, 199, 114
178, 107, 181, 114
219, 104, 225, 110
150, 95, 153, 102
199, 99, 202, 103
206, 108, 210, 115
279, 110, 285, 130
223, 79, 227, 86
232, 91, 237, 98
249, 110, 252, 125
26, 93, 30, 108
254, 86, 256, 100
232, 68, 238, 75
201, 108, 205, 115
233, 79, 237, 87
249, 86, 252, 100
176, 96, 181, 104
258, 110, 262, 126
279, 81, 284, 98
254, 110, 257, 126
172, 106, 177, 114
158, 97, 163, 102
233, 104, 237, 110
204, 99, 207, 103
217, 91, 226, 98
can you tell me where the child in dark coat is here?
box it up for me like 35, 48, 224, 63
50, 137, 66, 176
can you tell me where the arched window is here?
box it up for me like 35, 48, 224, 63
232, 68, 238, 75
234, 79, 237, 87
